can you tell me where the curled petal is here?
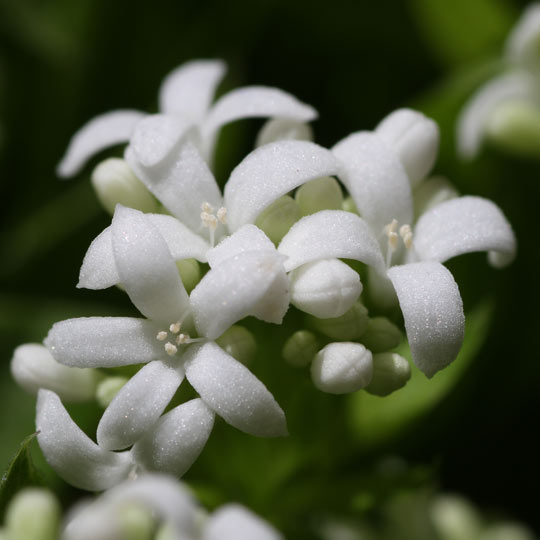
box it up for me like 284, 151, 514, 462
184, 342, 287, 437
413, 196, 516, 267
97, 360, 184, 451
256, 118, 314, 147
224, 140, 339, 232
46, 317, 162, 368
57, 110, 145, 178
131, 398, 215, 477
36, 390, 132, 491
158, 59, 226, 121
278, 210, 385, 273
506, 4, 540, 64
387, 262, 465, 378
112, 206, 190, 323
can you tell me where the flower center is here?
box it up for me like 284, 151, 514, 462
155, 320, 203, 356
383, 219, 413, 267
200, 201, 227, 246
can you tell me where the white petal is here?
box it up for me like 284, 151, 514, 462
249, 264, 291, 325
184, 342, 287, 437
57, 110, 145, 177
203, 504, 283, 540
256, 118, 314, 147
158, 60, 226, 121
11, 343, 99, 402
413, 196, 516, 267
506, 4, 540, 64
190, 250, 289, 339
375, 108, 439, 186
278, 210, 385, 273
131, 398, 215, 477
112, 206, 190, 323
333, 131, 413, 233
97, 360, 184, 451
387, 262, 465, 378
36, 390, 132, 491
457, 72, 537, 159
207, 224, 275, 268
46, 317, 162, 368
224, 140, 340, 231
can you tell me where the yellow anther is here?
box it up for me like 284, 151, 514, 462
201, 201, 214, 213
164, 342, 177, 356
217, 207, 227, 224
176, 333, 190, 345
156, 331, 168, 341
403, 231, 413, 249
169, 322, 181, 334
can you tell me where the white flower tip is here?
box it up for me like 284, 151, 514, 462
506, 4, 540, 64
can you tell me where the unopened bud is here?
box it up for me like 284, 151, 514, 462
115, 503, 155, 540
365, 353, 411, 396
256, 118, 313, 147
91, 158, 157, 215
5, 488, 61, 540
295, 176, 343, 216
430, 495, 482, 540
290, 259, 361, 318
360, 317, 403, 353
282, 330, 319, 367
11, 343, 100, 402
255, 195, 301, 244
96, 376, 129, 408
414, 176, 459, 219
308, 301, 369, 340
176, 258, 201, 293
311, 342, 372, 394
216, 325, 257, 366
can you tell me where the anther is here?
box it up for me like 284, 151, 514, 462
388, 231, 398, 251
169, 322, 181, 334
217, 207, 227, 224
399, 224, 413, 249
201, 212, 218, 230
383, 219, 398, 236
201, 202, 214, 213
156, 331, 168, 341
164, 342, 177, 356
176, 333, 190, 345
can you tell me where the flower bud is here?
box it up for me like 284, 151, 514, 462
256, 118, 313, 147
480, 524, 534, 540
5, 488, 61, 540
360, 317, 403, 353
96, 376, 129, 408
295, 176, 343, 216
11, 343, 100, 402
290, 259, 361, 318
484, 100, 540, 158
216, 325, 257, 366
342, 196, 359, 215
255, 195, 301, 244
430, 495, 482, 540
176, 258, 201, 293
413, 176, 459, 219
311, 342, 372, 394
91, 158, 157, 215
365, 353, 411, 396
375, 108, 439, 186
282, 330, 319, 367
115, 503, 155, 540
308, 301, 369, 340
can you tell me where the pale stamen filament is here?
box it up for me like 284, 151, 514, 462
200, 201, 228, 247
156, 318, 204, 356
383, 219, 414, 267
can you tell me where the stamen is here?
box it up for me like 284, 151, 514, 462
201, 202, 214, 213
164, 342, 177, 356
176, 333, 190, 345
217, 207, 227, 224
201, 211, 218, 230
383, 219, 398, 236
156, 331, 168, 341
399, 224, 413, 249
388, 232, 398, 251
169, 322, 181, 334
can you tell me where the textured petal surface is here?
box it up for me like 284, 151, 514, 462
457, 72, 536, 159
203, 504, 283, 540
97, 360, 184, 451
184, 342, 287, 437
191, 250, 289, 339
387, 262, 465, 378
112, 206, 190, 323
36, 390, 132, 491
132, 398, 215, 477
413, 196, 516, 267
224, 140, 339, 231
278, 210, 385, 272
57, 110, 145, 177
333, 132, 413, 233
46, 317, 162, 368
158, 60, 226, 121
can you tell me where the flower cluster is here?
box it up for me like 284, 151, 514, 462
11, 60, 516, 494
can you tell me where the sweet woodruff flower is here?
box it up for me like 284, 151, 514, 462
56, 59, 316, 178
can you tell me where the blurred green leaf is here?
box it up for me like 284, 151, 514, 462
347, 300, 493, 448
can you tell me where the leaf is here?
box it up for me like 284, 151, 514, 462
347, 300, 493, 449
0, 433, 43, 519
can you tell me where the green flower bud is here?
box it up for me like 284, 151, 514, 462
255, 195, 300, 244
282, 330, 319, 367
176, 258, 201, 293
155, 523, 176, 540
341, 196, 360, 215
215, 325, 257, 366
430, 495, 483, 540
295, 177, 343, 216
413, 176, 459, 219
115, 503, 154, 540
91, 158, 157, 215
365, 353, 411, 396
96, 376, 129, 408
485, 100, 540, 158
360, 317, 403, 353
5, 488, 61, 540
308, 302, 369, 340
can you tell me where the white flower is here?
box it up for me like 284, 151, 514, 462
57, 59, 317, 177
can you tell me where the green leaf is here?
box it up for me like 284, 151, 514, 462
347, 300, 493, 449
0, 433, 43, 520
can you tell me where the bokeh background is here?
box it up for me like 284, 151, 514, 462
0, 0, 538, 537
